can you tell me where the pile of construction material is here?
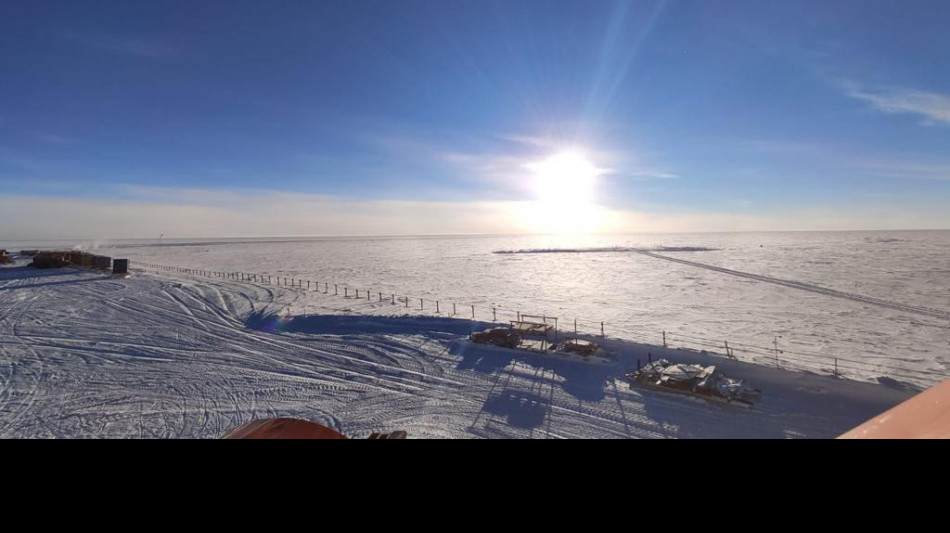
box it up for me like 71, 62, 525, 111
511, 318, 556, 352
556, 339, 603, 358
472, 327, 521, 349
550, 339, 613, 363
472, 320, 553, 351
627, 359, 761, 408
0, 250, 12, 265
472, 321, 614, 363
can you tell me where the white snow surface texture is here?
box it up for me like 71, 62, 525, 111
0, 259, 918, 439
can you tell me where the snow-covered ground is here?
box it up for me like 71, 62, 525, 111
11, 231, 945, 386
0, 260, 916, 439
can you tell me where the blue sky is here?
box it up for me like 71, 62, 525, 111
1, 0, 949, 238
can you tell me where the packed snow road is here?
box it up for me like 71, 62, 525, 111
0, 265, 915, 438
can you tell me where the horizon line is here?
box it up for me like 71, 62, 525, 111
4, 227, 950, 244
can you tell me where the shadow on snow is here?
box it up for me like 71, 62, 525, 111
242, 312, 905, 438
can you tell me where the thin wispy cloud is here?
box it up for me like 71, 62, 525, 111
57, 30, 179, 60
617, 170, 679, 180
738, 139, 827, 155
4, 186, 947, 240
496, 134, 566, 150
357, 129, 678, 200
846, 85, 950, 125
0, 187, 518, 240
2, 3, 947, 235
35, 133, 75, 145
852, 161, 950, 182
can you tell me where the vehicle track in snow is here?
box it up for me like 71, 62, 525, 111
0, 266, 915, 438
637, 251, 950, 321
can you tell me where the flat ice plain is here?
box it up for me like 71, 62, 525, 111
0, 230, 945, 438
53, 230, 950, 384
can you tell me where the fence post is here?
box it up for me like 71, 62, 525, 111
834, 358, 839, 377
392, 294, 395, 305
471, 305, 475, 319
436, 301, 440, 313
419, 299, 423, 310
662, 331, 667, 348
493, 308, 496, 322
601, 322, 605, 339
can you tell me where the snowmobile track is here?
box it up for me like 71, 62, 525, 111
638, 251, 950, 321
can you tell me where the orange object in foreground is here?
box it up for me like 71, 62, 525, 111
224, 418, 348, 440
841, 380, 950, 439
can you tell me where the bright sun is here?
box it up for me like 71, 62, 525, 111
520, 150, 606, 234
528, 151, 600, 205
